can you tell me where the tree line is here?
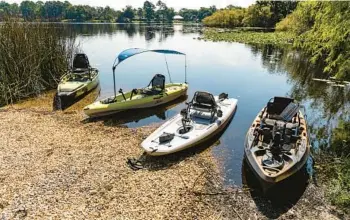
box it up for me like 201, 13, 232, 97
0, 0, 216, 22
276, 1, 349, 80
202, 1, 298, 28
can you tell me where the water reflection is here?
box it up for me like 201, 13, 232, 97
56, 23, 181, 43
250, 43, 349, 131
57, 24, 349, 189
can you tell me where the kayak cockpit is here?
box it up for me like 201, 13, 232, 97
246, 97, 309, 182
100, 74, 177, 104
57, 53, 99, 96
141, 91, 238, 156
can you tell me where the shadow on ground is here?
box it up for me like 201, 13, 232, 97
53, 86, 101, 111
241, 159, 309, 219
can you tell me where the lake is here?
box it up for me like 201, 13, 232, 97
62, 23, 349, 186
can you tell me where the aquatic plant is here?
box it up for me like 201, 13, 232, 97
203, 29, 294, 45
0, 21, 76, 106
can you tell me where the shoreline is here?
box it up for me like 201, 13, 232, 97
0, 94, 343, 219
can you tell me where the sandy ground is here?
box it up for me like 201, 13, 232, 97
0, 93, 345, 219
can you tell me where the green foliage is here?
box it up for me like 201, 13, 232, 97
329, 121, 350, 211
143, 1, 155, 22
1, 0, 121, 22
275, 2, 317, 33
317, 120, 350, 212
0, 1, 19, 18
242, 4, 272, 27
327, 165, 350, 210
203, 1, 297, 28
276, 2, 350, 80
0, 21, 76, 106
178, 6, 216, 22
119, 5, 135, 22
20, 0, 37, 21
0, 1, 218, 23
331, 121, 350, 157
154, 0, 175, 23
203, 9, 245, 27
204, 29, 294, 45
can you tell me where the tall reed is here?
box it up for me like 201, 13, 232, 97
0, 21, 76, 106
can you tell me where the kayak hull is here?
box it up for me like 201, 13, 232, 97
141, 97, 238, 156
84, 83, 188, 118
244, 104, 310, 192
57, 69, 99, 99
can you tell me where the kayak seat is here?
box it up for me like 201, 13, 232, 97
72, 53, 90, 72
142, 74, 166, 95
266, 97, 294, 120
151, 74, 165, 90
187, 91, 217, 121
141, 88, 162, 95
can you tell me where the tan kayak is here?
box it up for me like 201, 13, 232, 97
244, 97, 310, 192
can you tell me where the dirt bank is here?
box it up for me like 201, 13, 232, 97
0, 96, 344, 219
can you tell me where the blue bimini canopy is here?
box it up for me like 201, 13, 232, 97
113, 48, 186, 68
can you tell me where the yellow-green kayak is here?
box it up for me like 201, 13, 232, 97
84, 83, 188, 117
57, 69, 99, 99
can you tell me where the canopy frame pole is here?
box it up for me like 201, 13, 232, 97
112, 66, 117, 99
164, 55, 172, 83
185, 55, 187, 84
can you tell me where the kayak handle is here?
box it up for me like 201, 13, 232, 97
119, 88, 126, 101
130, 89, 138, 100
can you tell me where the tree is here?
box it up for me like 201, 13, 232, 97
277, 2, 350, 80
20, 1, 37, 21
156, 0, 167, 22
203, 8, 245, 27
242, 4, 273, 27
166, 7, 175, 22
137, 7, 143, 20
143, 1, 155, 23
256, 1, 298, 25
122, 5, 135, 22
42, 1, 65, 21
198, 6, 216, 21
179, 8, 198, 21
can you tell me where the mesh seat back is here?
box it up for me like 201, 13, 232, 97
193, 92, 216, 109
73, 54, 90, 70
267, 97, 294, 116
151, 74, 165, 90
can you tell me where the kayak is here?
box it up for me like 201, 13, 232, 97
57, 69, 99, 99
57, 53, 99, 99
84, 48, 189, 118
83, 82, 188, 117
141, 91, 238, 156
244, 97, 310, 192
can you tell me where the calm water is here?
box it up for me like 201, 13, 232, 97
63, 23, 349, 186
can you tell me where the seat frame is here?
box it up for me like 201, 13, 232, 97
186, 91, 218, 122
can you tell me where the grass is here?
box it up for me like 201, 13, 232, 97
0, 21, 76, 106
203, 29, 295, 45
313, 120, 350, 214
314, 154, 350, 213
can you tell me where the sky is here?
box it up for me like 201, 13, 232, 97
5, 0, 257, 10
